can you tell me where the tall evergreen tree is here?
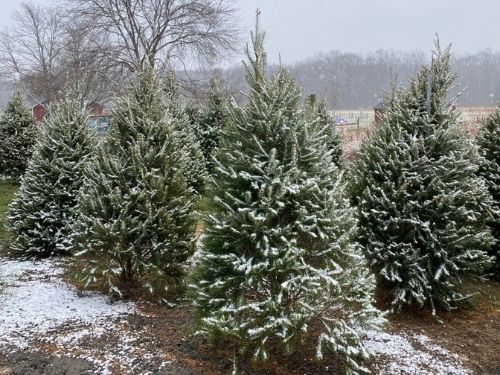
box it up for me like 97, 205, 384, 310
191, 19, 381, 375
349, 43, 493, 312
8, 98, 95, 258
477, 107, 500, 279
72, 70, 198, 298
163, 70, 208, 194
196, 77, 229, 173
0, 92, 37, 181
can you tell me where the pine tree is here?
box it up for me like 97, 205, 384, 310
8, 98, 95, 258
163, 71, 208, 194
72, 70, 198, 299
0, 92, 37, 181
477, 107, 500, 279
349, 42, 493, 312
196, 77, 229, 173
191, 18, 382, 375
305, 97, 343, 167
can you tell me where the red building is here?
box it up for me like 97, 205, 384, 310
31, 102, 46, 122
28, 100, 110, 133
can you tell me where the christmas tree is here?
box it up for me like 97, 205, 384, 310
304, 96, 343, 167
191, 17, 382, 375
8, 97, 95, 258
477, 107, 500, 279
163, 71, 208, 194
349, 42, 493, 312
196, 77, 229, 173
72, 69, 198, 299
0, 92, 37, 181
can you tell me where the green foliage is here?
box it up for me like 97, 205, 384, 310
191, 18, 382, 375
72, 70, 198, 299
349, 42, 493, 312
0, 92, 37, 181
305, 97, 343, 167
195, 77, 229, 173
0, 182, 18, 249
477, 107, 500, 279
163, 71, 208, 194
8, 98, 95, 259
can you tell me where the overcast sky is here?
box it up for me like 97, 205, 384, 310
1, 0, 499, 65
234, 0, 500, 64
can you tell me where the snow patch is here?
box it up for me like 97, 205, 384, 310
0, 257, 164, 374
364, 330, 471, 375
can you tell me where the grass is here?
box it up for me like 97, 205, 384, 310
0, 181, 18, 249
0, 181, 17, 293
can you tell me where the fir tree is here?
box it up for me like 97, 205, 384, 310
349, 42, 493, 312
305, 97, 343, 167
477, 107, 500, 279
163, 71, 208, 194
196, 77, 229, 172
72, 70, 198, 298
191, 18, 382, 375
8, 98, 95, 258
0, 92, 37, 181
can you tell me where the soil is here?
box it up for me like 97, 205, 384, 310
1, 261, 499, 375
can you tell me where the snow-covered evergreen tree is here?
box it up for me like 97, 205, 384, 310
191, 19, 382, 375
477, 107, 500, 279
0, 92, 37, 181
349, 42, 493, 312
8, 98, 95, 258
305, 97, 343, 167
163, 71, 208, 194
196, 77, 228, 173
72, 69, 198, 298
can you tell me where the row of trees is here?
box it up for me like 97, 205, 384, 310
3, 21, 500, 375
185, 48, 500, 109
4, 1, 500, 111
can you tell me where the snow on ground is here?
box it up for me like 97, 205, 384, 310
0, 257, 170, 374
0, 256, 474, 375
364, 330, 471, 375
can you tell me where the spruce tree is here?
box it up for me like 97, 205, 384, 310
163, 71, 208, 194
191, 20, 381, 375
349, 43, 493, 312
305, 97, 343, 167
72, 70, 198, 299
8, 98, 95, 258
477, 107, 500, 279
196, 77, 228, 173
0, 92, 37, 181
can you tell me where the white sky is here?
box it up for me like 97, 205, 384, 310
233, 0, 500, 64
1, 0, 499, 65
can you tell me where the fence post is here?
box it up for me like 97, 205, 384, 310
357, 117, 360, 130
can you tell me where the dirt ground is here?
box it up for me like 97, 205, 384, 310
2, 280, 498, 375
0, 254, 499, 375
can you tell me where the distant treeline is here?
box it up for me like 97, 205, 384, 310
3, 50, 500, 111
189, 49, 500, 109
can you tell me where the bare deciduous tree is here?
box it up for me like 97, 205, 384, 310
0, 3, 65, 103
68, 0, 240, 72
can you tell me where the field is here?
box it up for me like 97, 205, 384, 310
335, 106, 496, 159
